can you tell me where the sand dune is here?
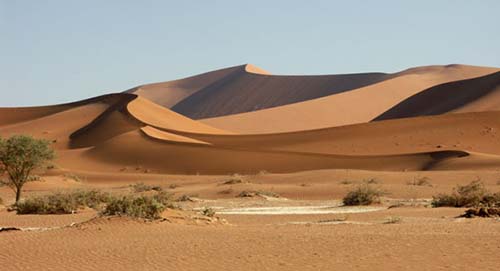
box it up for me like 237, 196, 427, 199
375, 71, 500, 120
75, 128, 486, 174
170, 64, 391, 119
2, 64, 500, 176
125, 65, 242, 108
202, 65, 499, 133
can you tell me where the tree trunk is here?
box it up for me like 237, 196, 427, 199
15, 187, 21, 204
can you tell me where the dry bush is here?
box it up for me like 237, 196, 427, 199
16, 190, 110, 215
101, 192, 174, 220
130, 182, 162, 193
221, 174, 245, 185
339, 180, 353, 185
384, 216, 402, 224
432, 180, 499, 207
363, 178, 379, 184
176, 194, 197, 202
343, 184, 385, 206
407, 177, 432, 187
237, 190, 280, 198
201, 207, 216, 217
63, 173, 84, 182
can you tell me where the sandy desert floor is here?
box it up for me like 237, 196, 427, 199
1, 64, 500, 270
1, 170, 500, 270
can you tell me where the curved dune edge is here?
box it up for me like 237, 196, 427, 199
126, 97, 232, 134
0, 94, 130, 126
73, 127, 500, 174
374, 71, 500, 121
68, 94, 232, 148
140, 126, 211, 145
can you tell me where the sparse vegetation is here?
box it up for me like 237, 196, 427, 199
461, 207, 500, 218
339, 180, 353, 185
237, 190, 280, 198
317, 216, 347, 223
63, 173, 84, 182
0, 197, 3, 205
200, 207, 216, 217
431, 180, 500, 208
15, 190, 110, 214
0, 135, 55, 203
343, 184, 385, 206
168, 183, 179, 189
363, 178, 379, 184
130, 182, 163, 193
384, 216, 402, 224
407, 177, 432, 187
176, 194, 196, 202
101, 194, 169, 220
221, 174, 245, 185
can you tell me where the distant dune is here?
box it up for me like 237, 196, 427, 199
169, 64, 391, 119
202, 65, 499, 133
1, 63, 500, 174
374, 71, 500, 120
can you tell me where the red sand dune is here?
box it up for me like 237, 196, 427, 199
201, 65, 499, 133
374, 71, 500, 120
1, 64, 500, 175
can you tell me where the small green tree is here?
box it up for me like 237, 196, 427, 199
0, 135, 55, 203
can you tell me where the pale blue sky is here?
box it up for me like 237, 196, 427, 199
1, 0, 499, 106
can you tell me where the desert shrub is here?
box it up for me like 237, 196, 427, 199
130, 182, 162, 193
481, 193, 500, 207
168, 183, 179, 189
0, 197, 3, 205
64, 173, 84, 182
69, 189, 111, 209
17, 193, 79, 214
343, 184, 385, 206
363, 178, 379, 184
201, 207, 216, 217
339, 180, 353, 185
16, 190, 110, 214
407, 177, 432, 187
431, 180, 499, 207
384, 216, 402, 224
237, 190, 280, 198
221, 174, 245, 185
176, 194, 198, 202
101, 195, 168, 219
